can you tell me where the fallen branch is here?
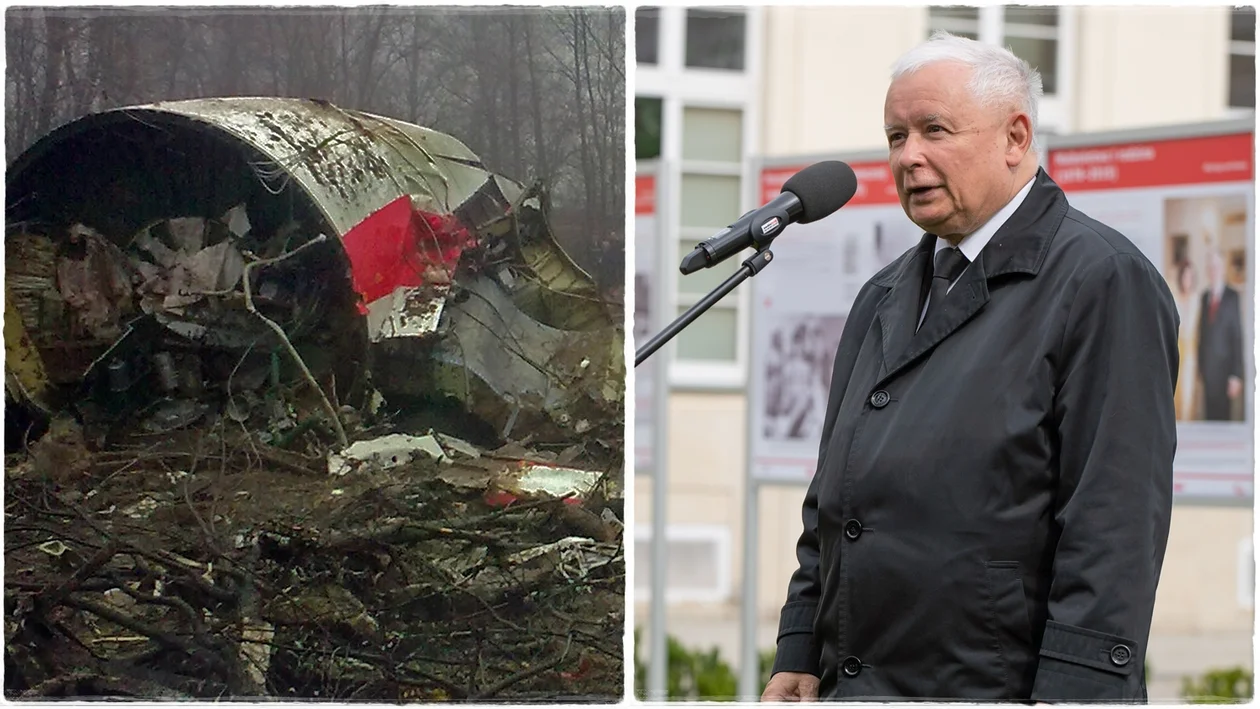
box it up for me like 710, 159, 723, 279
470, 633, 573, 699
19, 671, 194, 699
241, 234, 347, 449
60, 596, 217, 668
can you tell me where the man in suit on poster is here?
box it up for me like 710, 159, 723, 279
1196, 250, 1244, 421
762, 32, 1178, 703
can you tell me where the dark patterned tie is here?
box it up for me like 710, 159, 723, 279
923, 247, 970, 327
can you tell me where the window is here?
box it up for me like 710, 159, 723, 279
676, 106, 744, 363
1229, 6, 1255, 108
685, 9, 746, 70
926, 6, 980, 40
635, 6, 758, 386
637, 7, 660, 66
926, 5, 1072, 132
636, 96, 663, 160
1002, 6, 1059, 95
634, 524, 732, 603
927, 6, 1058, 94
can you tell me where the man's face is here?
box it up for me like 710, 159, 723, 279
884, 62, 1023, 238
1208, 252, 1224, 285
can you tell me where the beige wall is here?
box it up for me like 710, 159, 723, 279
759, 6, 1237, 155
761, 7, 926, 155
1074, 7, 1231, 132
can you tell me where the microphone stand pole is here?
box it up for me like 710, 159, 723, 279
635, 247, 776, 367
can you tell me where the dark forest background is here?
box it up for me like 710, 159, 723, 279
5, 6, 626, 292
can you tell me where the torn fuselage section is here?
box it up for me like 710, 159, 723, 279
6, 98, 623, 457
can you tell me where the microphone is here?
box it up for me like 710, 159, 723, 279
679, 160, 858, 275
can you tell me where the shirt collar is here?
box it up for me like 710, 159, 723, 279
933, 175, 1037, 261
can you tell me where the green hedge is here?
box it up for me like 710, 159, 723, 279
634, 634, 1251, 704
1182, 667, 1253, 704
632, 628, 775, 701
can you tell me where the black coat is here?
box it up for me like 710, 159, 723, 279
771, 169, 1178, 702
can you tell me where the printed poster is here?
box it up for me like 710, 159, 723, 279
750, 160, 923, 482
1049, 130, 1255, 502
634, 171, 657, 475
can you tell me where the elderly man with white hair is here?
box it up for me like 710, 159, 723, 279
762, 32, 1178, 703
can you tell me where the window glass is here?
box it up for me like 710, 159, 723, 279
636, 96, 663, 160
1231, 7, 1255, 43
1003, 35, 1058, 94
679, 173, 741, 229
928, 6, 979, 21
682, 107, 743, 162
636, 7, 660, 65
1004, 5, 1058, 26
675, 306, 738, 360
685, 9, 746, 71
1229, 53, 1255, 108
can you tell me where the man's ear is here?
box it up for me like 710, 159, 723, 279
1005, 112, 1034, 167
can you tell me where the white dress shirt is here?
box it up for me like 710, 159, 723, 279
917, 177, 1037, 331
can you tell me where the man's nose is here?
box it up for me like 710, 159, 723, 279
897, 132, 925, 170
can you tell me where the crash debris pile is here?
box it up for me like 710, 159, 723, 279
5, 415, 624, 701
6, 207, 363, 435
5, 98, 625, 701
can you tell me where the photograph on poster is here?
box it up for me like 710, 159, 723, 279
872, 217, 924, 269
1163, 194, 1250, 423
762, 314, 846, 441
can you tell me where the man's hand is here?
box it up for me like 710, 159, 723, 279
1228, 375, 1243, 400
761, 671, 820, 702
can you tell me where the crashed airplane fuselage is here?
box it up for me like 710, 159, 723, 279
5, 97, 624, 449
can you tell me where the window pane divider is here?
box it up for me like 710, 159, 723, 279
1229, 40, 1256, 56
680, 160, 743, 175
927, 17, 981, 34
1002, 23, 1059, 41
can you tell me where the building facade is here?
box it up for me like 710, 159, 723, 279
634, 5, 1255, 698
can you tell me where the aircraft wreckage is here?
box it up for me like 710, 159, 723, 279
6, 97, 624, 453
4, 99, 625, 700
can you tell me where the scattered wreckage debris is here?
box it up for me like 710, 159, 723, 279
5, 420, 623, 701
4, 98, 624, 701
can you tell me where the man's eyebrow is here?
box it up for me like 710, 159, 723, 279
884, 113, 943, 132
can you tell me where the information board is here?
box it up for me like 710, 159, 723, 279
1048, 126, 1255, 502
748, 121, 1254, 502
749, 155, 924, 483
634, 168, 659, 475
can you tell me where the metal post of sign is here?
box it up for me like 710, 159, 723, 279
739, 475, 761, 700
646, 164, 672, 702
739, 155, 765, 702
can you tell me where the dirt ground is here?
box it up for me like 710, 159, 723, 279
5, 413, 624, 701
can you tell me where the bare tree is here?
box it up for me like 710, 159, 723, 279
5, 6, 626, 289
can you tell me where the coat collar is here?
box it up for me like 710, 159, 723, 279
871, 168, 1070, 384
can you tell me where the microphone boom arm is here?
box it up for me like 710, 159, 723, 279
635, 246, 776, 367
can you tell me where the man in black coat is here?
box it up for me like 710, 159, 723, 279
762, 32, 1178, 703
1196, 250, 1244, 421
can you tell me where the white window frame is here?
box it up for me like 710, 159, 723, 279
633, 523, 733, 604
636, 5, 762, 391
927, 5, 1077, 135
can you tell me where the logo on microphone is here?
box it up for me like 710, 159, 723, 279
760, 217, 780, 236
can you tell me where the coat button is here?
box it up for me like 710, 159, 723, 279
869, 390, 890, 408
842, 656, 862, 677
844, 520, 863, 540
1109, 644, 1132, 667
